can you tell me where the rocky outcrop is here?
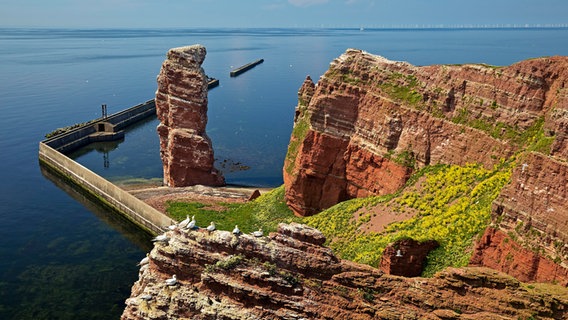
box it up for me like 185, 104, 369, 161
156, 45, 224, 187
380, 239, 439, 277
284, 50, 568, 216
122, 223, 568, 319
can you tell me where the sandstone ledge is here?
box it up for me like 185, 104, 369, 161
122, 223, 568, 319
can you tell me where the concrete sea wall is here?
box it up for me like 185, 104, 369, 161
39, 100, 174, 235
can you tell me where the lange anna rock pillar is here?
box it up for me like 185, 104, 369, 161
155, 45, 225, 187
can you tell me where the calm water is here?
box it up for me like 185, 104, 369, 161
1, 27, 567, 319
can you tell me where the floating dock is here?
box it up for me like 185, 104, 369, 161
230, 59, 264, 77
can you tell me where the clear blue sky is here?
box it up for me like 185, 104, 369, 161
1, 0, 567, 28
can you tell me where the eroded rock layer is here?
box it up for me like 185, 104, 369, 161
156, 45, 224, 187
284, 50, 568, 216
471, 152, 568, 283
122, 223, 568, 319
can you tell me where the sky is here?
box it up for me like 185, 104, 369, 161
1, 0, 567, 29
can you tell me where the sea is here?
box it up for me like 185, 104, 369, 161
1, 27, 567, 319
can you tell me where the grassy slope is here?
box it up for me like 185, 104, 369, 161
166, 160, 512, 277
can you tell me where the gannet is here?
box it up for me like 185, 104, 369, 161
232, 225, 241, 235
186, 216, 196, 230
152, 234, 169, 242
178, 215, 191, 228
137, 253, 149, 266
252, 228, 263, 237
139, 294, 152, 301
165, 274, 177, 286
206, 221, 216, 232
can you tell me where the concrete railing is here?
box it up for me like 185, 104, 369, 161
39, 99, 174, 235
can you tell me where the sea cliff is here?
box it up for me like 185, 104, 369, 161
122, 49, 568, 319
284, 49, 567, 217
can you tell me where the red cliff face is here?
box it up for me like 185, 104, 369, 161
156, 45, 224, 187
471, 151, 568, 284
284, 50, 567, 217
121, 223, 568, 320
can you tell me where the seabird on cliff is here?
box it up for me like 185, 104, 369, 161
252, 228, 263, 237
206, 221, 216, 232
152, 234, 169, 242
178, 215, 191, 228
232, 225, 241, 235
165, 274, 177, 286
185, 216, 196, 230
137, 253, 149, 266
139, 294, 152, 301
396, 249, 403, 257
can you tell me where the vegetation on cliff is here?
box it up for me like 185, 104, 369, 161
165, 159, 513, 276
304, 161, 512, 276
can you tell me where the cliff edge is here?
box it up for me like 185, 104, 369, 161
122, 223, 568, 319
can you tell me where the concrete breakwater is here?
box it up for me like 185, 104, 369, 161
39, 99, 174, 235
230, 59, 264, 77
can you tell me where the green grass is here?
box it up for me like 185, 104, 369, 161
166, 186, 300, 234
284, 112, 311, 175
379, 73, 423, 105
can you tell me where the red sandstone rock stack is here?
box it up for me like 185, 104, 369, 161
155, 45, 224, 187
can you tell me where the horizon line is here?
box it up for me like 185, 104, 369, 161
1, 24, 568, 30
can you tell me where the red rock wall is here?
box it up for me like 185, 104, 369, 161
471, 227, 568, 285
284, 49, 568, 216
156, 45, 224, 187
471, 152, 568, 283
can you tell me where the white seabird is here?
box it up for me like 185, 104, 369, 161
186, 216, 196, 230
152, 234, 169, 242
139, 294, 152, 301
252, 228, 263, 237
165, 274, 177, 286
178, 215, 191, 228
206, 221, 216, 232
137, 253, 149, 266
232, 225, 241, 235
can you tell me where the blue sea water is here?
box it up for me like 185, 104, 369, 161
1, 27, 567, 319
